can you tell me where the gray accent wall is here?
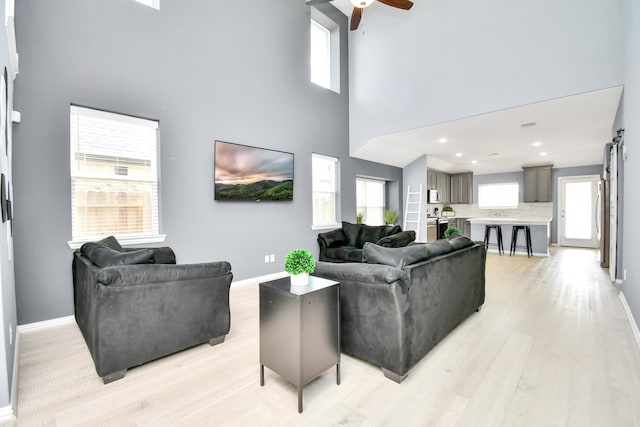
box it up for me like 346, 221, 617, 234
12, 0, 402, 325
621, 0, 640, 330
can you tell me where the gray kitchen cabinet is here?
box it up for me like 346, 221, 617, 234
450, 172, 473, 204
427, 169, 450, 203
427, 169, 437, 190
523, 165, 552, 202
436, 171, 450, 204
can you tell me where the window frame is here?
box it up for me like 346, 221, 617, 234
310, 8, 340, 93
356, 177, 386, 226
67, 105, 166, 249
478, 182, 520, 209
312, 153, 341, 230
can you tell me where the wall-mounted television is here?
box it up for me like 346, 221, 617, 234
214, 140, 294, 201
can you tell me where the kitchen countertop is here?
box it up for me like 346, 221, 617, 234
468, 217, 552, 225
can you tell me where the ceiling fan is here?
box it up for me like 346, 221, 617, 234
306, 0, 414, 31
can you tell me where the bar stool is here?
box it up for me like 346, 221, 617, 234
483, 225, 504, 255
510, 225, 532, 257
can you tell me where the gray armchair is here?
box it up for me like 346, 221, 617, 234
72, 236, 232, 383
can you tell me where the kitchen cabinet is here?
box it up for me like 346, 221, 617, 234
450, 218, 471, 236
427, 169, 450, 204
450, 172, 473, 204
436, 171, 450, 204
523, 165, 552, 202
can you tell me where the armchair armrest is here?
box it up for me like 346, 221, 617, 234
97, 261, 232, 287
317, 228, 346, 250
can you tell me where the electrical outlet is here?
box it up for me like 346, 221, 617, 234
270, 254, 275, 263
624, 269, 628, 280
264, 255, 269, 263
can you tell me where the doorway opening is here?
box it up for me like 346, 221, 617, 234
558, 175, 600, 248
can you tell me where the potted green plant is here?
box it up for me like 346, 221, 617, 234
444, 226, 461, 239
356, 212, 364, 224
383, 210, 398, 225
285, 249, 316, 287
442, 205, 455, 217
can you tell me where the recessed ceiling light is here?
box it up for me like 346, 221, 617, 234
438, 138, 448, 143
455, 152, 462, 157
471, 160, 478, 164
540, 152, 548, 156
532, 141, 542, 147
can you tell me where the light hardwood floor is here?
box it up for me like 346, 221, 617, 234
10, 247, 640, 426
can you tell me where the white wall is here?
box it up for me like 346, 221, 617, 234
349, 0, 625, 156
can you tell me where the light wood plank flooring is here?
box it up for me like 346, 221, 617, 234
11, 247, 640, 426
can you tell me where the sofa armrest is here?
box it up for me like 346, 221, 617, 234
317, 228, 346, 250
97, 261, 232, 287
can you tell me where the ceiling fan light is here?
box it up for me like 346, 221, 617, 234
351, 0, 375, 7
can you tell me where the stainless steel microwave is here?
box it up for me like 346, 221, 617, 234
427, 189, 440, 203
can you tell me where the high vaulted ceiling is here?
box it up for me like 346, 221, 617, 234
322, 1, 623, 175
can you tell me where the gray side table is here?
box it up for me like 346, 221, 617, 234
259, 275, 340, 413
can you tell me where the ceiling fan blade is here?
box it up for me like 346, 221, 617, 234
378, 0, 414, 10
350, 7, 363, 31
305, 0, 332, 5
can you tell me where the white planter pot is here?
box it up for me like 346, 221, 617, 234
290, 272, 309, 287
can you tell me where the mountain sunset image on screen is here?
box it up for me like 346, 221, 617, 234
214, 140, 294, 201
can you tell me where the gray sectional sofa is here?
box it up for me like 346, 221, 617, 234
313, 234, 486, 382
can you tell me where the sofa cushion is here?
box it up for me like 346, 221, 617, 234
376, 230, 416, 248
323, 246, 364, 263
449, 234, 474, 251
97, 261, 232, 287
357, 225, 388, 248
383, 225, 402, 237
82, 243, 156, 268
342, 221, 362, 247
363, 239, 454, 268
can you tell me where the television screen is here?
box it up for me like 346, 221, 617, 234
214, 140, 294, 201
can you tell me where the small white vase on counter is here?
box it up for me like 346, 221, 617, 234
290, 272, 309, 287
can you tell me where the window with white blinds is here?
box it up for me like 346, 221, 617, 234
312, 153, 340, 228
134, 0, 160, 10
70, 105, 160, 244
356, 178, 385, 225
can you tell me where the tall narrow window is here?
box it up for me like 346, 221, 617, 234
70, 106, 161, 244
312, 153, 340, 228
310, 9, 340, 93
310, 19, 331, 89
356, 178, 386, 225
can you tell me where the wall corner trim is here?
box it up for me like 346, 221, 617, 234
619, 291, 640, 354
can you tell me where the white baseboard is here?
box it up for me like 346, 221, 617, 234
0, 404, 14, 422
17, 315, 75, 334
485, 248, 549, 257
619, 291, 640, 353
232, 271, 288, 287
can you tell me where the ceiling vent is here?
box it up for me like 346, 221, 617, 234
520, 122, 537, 128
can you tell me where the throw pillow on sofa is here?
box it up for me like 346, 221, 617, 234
81, 242, 156, 268
363, 239, 454, 268
376, 230, 416, 248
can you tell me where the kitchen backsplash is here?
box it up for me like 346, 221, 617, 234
427, 203, 553, 219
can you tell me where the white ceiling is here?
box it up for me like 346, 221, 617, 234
352, 87, 623, 174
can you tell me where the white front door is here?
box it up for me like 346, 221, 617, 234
558, 175, 600, 248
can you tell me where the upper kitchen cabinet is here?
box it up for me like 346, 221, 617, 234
450, 172, 473, 204
523, 165, 552, 202
427, 169, 450, 204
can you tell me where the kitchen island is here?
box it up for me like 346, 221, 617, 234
468, 217, 552, 256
